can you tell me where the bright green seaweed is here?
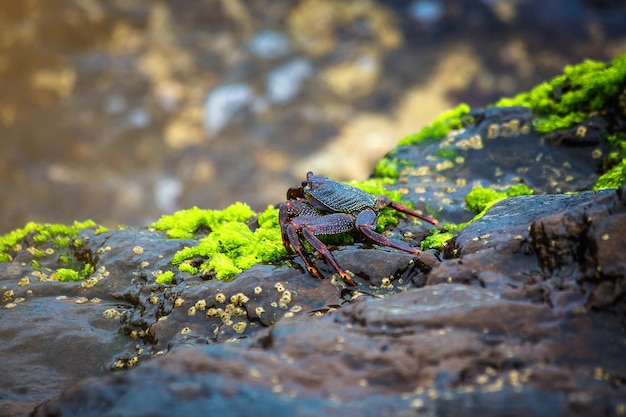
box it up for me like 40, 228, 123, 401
496, 54, 626, 134
397, 103, 472, 147
465, 184, 534, 214
0, 220, 102, 281
0, 220, 99, 262
152, 203, 286, 280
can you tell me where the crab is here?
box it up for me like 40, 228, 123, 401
279, 171, 439, 286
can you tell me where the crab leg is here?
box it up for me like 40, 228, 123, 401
355, 208, 421, 254
377, 195, 439, 227
279, 200, 320, 254
293, 213, 358, 286
301, 228, 356, 286
283, 223, 324, 280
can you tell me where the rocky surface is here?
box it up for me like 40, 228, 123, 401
2, 185, 624, 416
29, 187, 626, 417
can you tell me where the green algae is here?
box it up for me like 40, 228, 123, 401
95, 225, 109, 234
594, 132, 626, 189
155, 270, 174, 285
33, 220, 96, 245
51, 265, 92, 282
0, 223, 44, 257
32, 248, 47, 258
373, 157, 401, 179
420, 222, 466, 251
0, 220, 98, 263
465, 184, 534, 215
0, 220, 101, 283
593, 159, 626, 190
433, 148, 459, 160
420, 230, 454, 250
154, 204, 286, 281
496, 54, 626, 134
465, 188, 504, 213
51, 268, 82, 282
151, 202, 255, 240
397, 103, 472, 147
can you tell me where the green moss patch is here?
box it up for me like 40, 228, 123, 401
594, 132, 626, 189
153, 204, 286, 281
420, 231, 453, 250
496, 54, 626, 134
420, 222, 467, 251
593, 158, 626, 190
51, 265, 93, 282
0, 220, 101, 283
151, 202, 256, 239
466, 184, 534, 215
373, 157, 401, 179
397, 103, 472, 147
0, 220, 98, 263
154, 270, 174, 285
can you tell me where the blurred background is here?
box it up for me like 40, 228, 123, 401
1, 0, 625, 234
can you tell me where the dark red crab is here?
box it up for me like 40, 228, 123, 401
279, 171, 439, 286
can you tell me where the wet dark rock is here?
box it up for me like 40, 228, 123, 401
0, 229, 194, 414
0, 226, 430, 416
4, 140, 626, 416
431, 187, 626, 314
27, 186, 626, 417
34, 279, 626, 417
